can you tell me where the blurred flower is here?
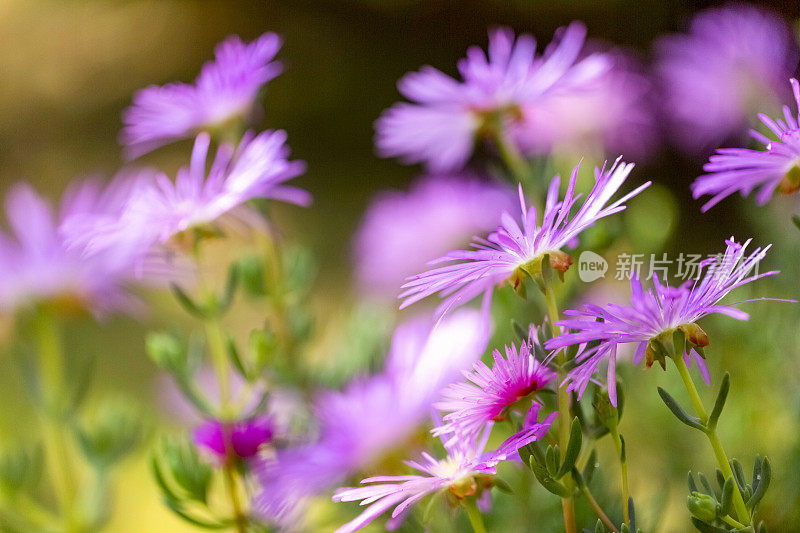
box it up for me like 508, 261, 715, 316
254, 308, 489, 524
332, 403, 555, 533
353, 174, 515, 298
375, 23, 608, 172
547, 238, 786, 405
518, 50, 657, 159
193, 416, 273, 462
655, 4, 799, 154
122, 32, 283, 157
434, 328, 555, 442
85, 131, 308, 255
0, 180, 160, 316
400, 158, 648, 317
693, 78, 800, 211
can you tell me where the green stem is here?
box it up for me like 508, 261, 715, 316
720, 514, 746, 529
609, 429, 630, 525
34, 309, 78, 531
222, 464, 247, 533
543, 275, 577, 533
672, 358, 750, 526
579, 484, 620, 533
463, 498, 487, 533
204, 318, 231, 411
494, 125, 531, 186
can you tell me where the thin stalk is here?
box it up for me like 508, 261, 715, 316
720, 514, 746, 529
463, 498, 487, 533
579, 485, 620, 533
494, 125, 531, 186
222, 464, 247, 533
34, 309, 77, 530
672, 358, 750, 525
543, 275, 577, 533
609, 428, 630, 525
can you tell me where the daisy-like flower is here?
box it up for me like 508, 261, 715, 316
375, 23, 609, 172
193, 416, 273, 462
400, 158, 649, 317
254, 309, 489, 524
353, 174, 515, 299
0, 178, 162, 317
546, 238, 787, 405
332, 404, 555, 533
655, 4, 799, 154
434, 326, 555, 441
693, 78, 800, 211
89, 130, 308, 255
122, 32, 283, 157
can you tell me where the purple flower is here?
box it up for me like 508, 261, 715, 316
254, 309, 490, 524
91, 131, 308, 254
332, 404, 555, 533
193, 416, 273, 462
400, 158, 649, 317
375, 24, 608, 172
122, 33, 282, 157
353, 174, 515, 298
518, 50, 657, 159
0, 179, 160, 316
546, 238, 788, 405
434, 327, 555, 442
693, 78, 800, 211
655, 4, 799, 154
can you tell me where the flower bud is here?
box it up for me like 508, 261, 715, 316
686, 491, 718, 522
193, 416, 273, 463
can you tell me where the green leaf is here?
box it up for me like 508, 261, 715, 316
719, 477, 734, 517
657, 387, 705, 431
422, 491, 443, 524
708, 373, 730, 429
171, 284, 206, 318
226, 335, 249, 380
511, 320, 527, 342
690, 518, 728, 533
492, 477, 513, 494
545, 445, 560, 477
556, 417, 582, 478
747, 456, 770, 510
529, 457, 570, 497
730, 459, 747, 494
792, 215, 800, 231
688, 472, 698, 494
595, 519, 606, 533
582, 449, 598, 485
217, 261, 240, 314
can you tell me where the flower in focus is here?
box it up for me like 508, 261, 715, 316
546, 238, 787, 405
353, 174, 515, 298
375, 23, 609, 172
400, 158, 649, 317
0, 179, 160, 316
193, 416, 273, 462
254, 308, 489, 524
518, 50, 656, 160
693, 78, 800, 211
655, 4, 799, 154
122, 32, 283, 157
434, 326, 555, 441
332, 403, 555, 533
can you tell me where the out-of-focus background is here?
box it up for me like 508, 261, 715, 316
1, 0, 800, 531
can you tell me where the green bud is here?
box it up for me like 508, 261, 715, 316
159, 437, 212, 504
76, 400, 145, 469
592, 386, 619, 430
687, 491, 718, 522
238, 254, 267, 297
146, 332, 185, 373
